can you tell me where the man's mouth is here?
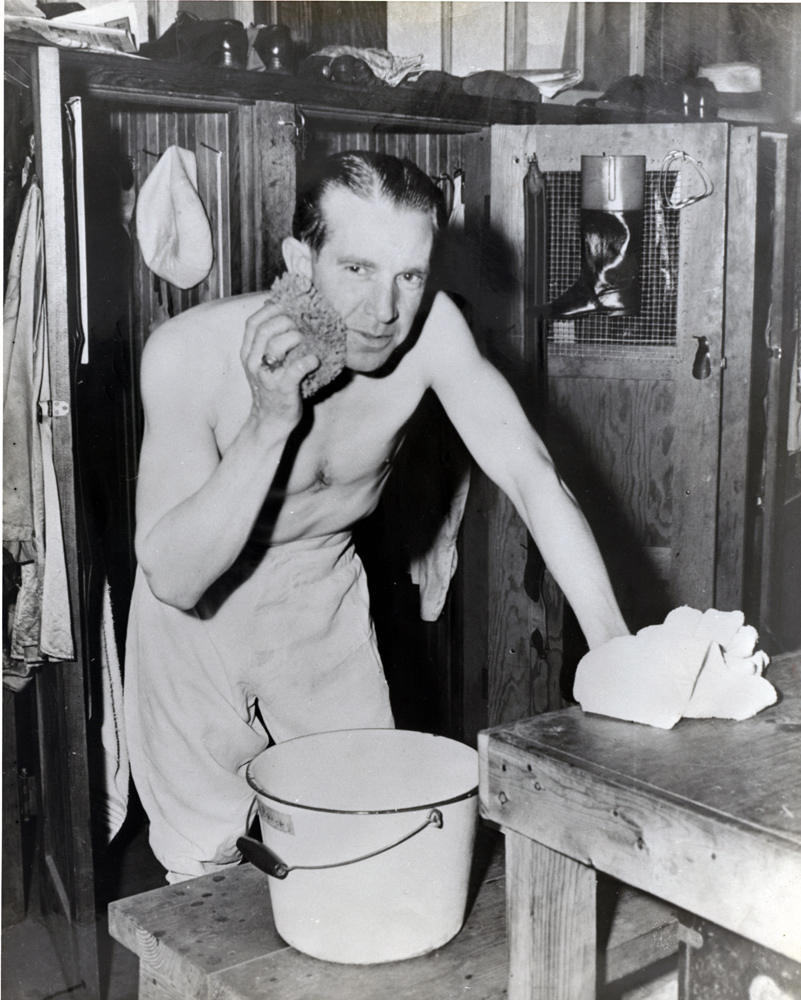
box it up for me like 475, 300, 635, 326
351, 329, 394, 349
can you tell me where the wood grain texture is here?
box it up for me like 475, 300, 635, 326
238, 101, 295, 293
114, 106, 233, 341
506, 830, 597, 1000
715, 126, 759, 613
549, 377, 675, 547
139, 967, 187, 1000
41, 42, 539, 130
109, 866, 281, 1000
32, 45, 101, 998
483, 126, 565, 727
757, 133, 789, 638
2, 690, 25, 927
502, 124, 728, 616
110, 830, 676, 999
479, 655, 801, 963
459, 131, 492, 746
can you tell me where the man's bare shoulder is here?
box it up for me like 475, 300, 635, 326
139, 292, 266, 425
141, 293, 265, 381
414, 291, 479, 368
145, 292, 265, 355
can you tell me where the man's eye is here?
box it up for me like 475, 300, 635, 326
346, 264, 366, 275
400, 273, 424, 287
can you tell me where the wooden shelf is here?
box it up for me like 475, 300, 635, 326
6, 40, 544, 130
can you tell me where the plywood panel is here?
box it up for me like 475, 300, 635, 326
113, 107, 233, 344
237, 101, 295, 292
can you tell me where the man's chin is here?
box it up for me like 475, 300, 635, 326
346, 346, 397, 374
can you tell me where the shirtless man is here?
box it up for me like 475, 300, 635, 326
125, 151, 628, 883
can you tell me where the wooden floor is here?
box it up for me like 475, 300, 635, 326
2, 793, 165, 1000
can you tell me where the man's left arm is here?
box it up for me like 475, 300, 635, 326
422, 293, 629, 649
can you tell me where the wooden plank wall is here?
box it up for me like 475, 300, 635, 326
460, 129, 565, 730
236, 101, 296, 294
111, 108, 232, 352
716, 127, 759, 614
108, 99, 296, 352
313, 129, 466, 178
461, 123, 737, 729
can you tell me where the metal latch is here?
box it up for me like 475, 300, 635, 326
38, 400, 70, 418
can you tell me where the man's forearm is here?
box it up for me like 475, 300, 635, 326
515, 470, 629, 648
137, 418, 289, 610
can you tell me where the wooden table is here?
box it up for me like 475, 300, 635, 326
479, 651, 801, 1000
108, 824, 677, 999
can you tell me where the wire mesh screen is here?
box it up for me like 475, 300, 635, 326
545, 171, 681, 357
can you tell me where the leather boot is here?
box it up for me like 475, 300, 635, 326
140, 13, 248, 69
549, 155, 645, 319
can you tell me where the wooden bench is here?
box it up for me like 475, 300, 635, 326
108, 827, 678, 1000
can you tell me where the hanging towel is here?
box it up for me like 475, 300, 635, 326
93, 579, 129, 842
409, 454, 472, 621
3, 178, 74, 688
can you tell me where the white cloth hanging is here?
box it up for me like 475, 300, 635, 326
92, 579, 129, 842
3, 178, 74, 688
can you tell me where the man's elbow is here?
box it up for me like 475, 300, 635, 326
139, 562, 201, 611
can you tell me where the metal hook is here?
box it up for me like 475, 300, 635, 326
4, 69, 29, 90
659, 150, 714, 210
275, 112, 308, 156
199, 141, 221, 155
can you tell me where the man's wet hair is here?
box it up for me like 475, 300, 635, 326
293, 150, 447, 253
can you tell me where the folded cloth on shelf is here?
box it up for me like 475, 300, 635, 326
462, 70, 541, 103
315, 46, 424, 87
574, 606, 776, 729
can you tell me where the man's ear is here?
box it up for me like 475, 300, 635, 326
282, 236, 313, 278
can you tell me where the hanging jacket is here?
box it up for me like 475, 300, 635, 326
3, 178, 74, 687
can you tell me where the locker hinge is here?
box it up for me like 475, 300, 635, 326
18, 768, 39, 820
38, 400, 70, 418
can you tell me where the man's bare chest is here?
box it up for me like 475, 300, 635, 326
213, 367, 424, 497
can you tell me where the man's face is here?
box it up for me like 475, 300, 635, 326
309, 187, 435, 373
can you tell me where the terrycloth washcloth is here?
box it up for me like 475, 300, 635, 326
264, 272, 348, 397
574, 606, 776, 729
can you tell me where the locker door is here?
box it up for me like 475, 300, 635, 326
32, 45, 100, 1000
464, 122, 736, 727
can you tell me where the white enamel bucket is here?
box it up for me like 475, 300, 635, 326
244, 729, 478, 964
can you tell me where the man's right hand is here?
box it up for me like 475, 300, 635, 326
241, 299, 320, 427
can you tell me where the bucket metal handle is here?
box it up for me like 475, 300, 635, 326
237, 808, 443, 880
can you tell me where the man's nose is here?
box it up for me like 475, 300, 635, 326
366, 279, 398, 324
